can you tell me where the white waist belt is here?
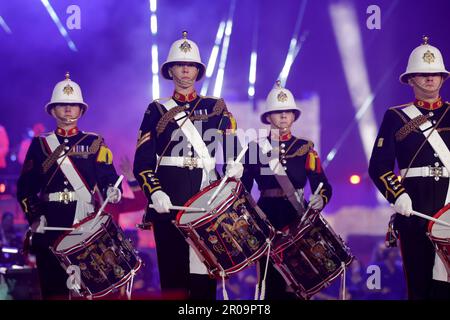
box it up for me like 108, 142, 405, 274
159, 156, 216, 170
400, 166, 449, 178
44, 191, 83, 203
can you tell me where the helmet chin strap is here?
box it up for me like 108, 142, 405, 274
53, 114, 81, 126
411, 76, 443, 96
172, 73, 196, 89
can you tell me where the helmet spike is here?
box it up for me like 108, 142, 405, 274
275, 80, 282, 88
182, 31, 188, 39
422, 35, 429, 45
65, 72, 70, 80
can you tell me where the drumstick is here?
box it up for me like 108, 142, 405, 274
90, 175, 124, 230
148, 204, 207, 212
207, 144, 249, 206
299, 182, 324, 226
42, 227, 75, 231
411, 210, 450, 228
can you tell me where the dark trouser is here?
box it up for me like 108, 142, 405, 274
430, 280, 450, 299
257, 256, 298, 300
152, 220, 217, 300
397, 218, 436, 300
33, 234, 70, 300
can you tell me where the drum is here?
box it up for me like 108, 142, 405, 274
175, 178, 275, 278
271, 212, 353, 299
427, 204, 450, 278
51, 213, 142, 299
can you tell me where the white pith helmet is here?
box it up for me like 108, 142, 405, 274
260, 80, 301, 124
160, 31, 206, 81
45, 72, 88, 115
400, 36, 449, 84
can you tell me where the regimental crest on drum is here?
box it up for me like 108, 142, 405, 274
175, 178, 276, 278
51, 214, 142, 299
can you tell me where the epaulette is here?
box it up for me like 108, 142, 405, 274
153, 96, 172, 104
287, 139, 314, 158
39, 131, 53, 138
82, 131, 100, 137
388, 102, 413, 110
200, 95, 220, 100
296, 137, 314, 146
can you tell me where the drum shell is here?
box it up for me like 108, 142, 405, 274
271, 214, 353, 299
51, 214, 142, 298
175, 179, 275, 278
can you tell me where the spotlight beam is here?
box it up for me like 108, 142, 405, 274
40, 0, 77, 52
213, 0, 236, 98
0, 16, 12, 34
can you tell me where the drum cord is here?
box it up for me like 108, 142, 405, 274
339, 262, 347, 300
126, 270, 136, 300
220, 270, 229, 300
254, 239, 271, 300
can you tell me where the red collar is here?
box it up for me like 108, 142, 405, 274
280, 132, 292, 142
173, 91, 197, 103
271, 132, 292, 142
56, 127, 79, 137
414, 97, 444, 110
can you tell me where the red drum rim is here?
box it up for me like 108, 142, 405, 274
428, 203, 450, 238
89, 258, 143, 299
175, 178, 240, 226
275, 255, 354, 298
53, 212, 111, 254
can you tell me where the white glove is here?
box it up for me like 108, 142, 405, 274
31, 215, 47, 234
107, 186, 122, 204
394, 193, 412, 217
225, 162, 244, 179
150, 190, 173, 213
308, 194, 324, 210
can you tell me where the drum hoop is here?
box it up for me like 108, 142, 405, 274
272, 224, 311, 255
428, 234, 450, 243
53, 213, 111, 252
428, 203, 450, 234
175, 179, 225, 224
176, 178, 242, 226
273, 255, 354, 299
89, 258, 143, 299
221, 240, 273, 276
190, 191, 239, 228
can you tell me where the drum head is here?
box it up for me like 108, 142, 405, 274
430, 205, 450, 239
178, 179, 239, 225
55, 214, 110, 252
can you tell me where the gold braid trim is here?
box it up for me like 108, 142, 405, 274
156, 104, 188, 137
42, 135, 101, 173
190, 98, 226, 121
395, 114, 429, 142
136, 132, 151, 150
285, 141, 313, 158
42, 143, 66, 173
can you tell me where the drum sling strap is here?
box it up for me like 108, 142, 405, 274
44, 133, 94, 224
258, 137, 305, 215
160, 99, 216, 276
402, 104, 449, 282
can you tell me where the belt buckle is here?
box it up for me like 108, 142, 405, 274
429, 166, 443, 178
59, 191, 73, 204
183, 157, 198, 170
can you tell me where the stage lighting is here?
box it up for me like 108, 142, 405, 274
350, 175, 361, 185
0, 183, 6, 193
